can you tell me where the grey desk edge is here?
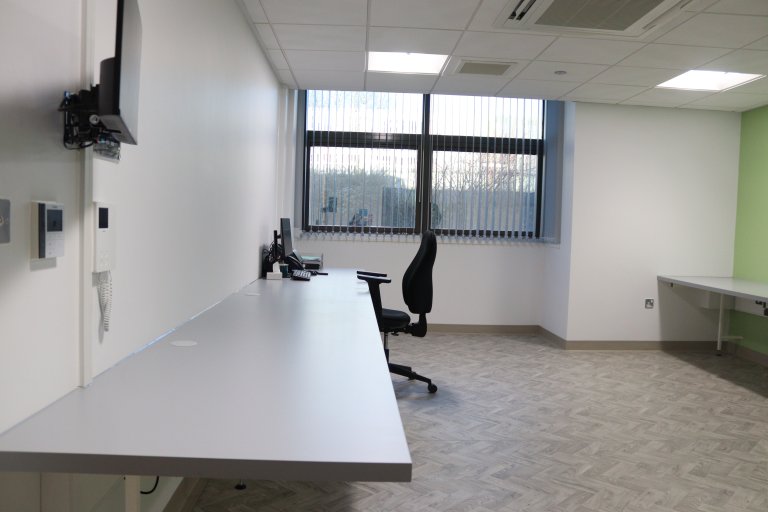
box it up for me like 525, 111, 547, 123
658, 275, 768, 303
0, 270, 412, 482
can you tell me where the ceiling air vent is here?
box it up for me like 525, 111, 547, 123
446, 58, 519, 78
494, 0, 694, 38
458, 61, 513, 76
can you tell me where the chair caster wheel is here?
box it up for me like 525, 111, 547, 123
428, 383, 437, 393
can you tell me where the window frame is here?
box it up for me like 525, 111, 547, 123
301, 91, 546, 239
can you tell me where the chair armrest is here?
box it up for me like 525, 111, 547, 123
357, 274, 390, 332
357, 274, 391, 285
357, 270, 388, 278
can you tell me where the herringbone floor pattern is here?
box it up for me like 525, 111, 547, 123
188, 333, 768, 511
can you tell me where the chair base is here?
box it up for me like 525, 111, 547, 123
388, 362, 437, 393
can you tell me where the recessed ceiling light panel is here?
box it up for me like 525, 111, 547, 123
368, 52, 448, 75
656, 70, 764, 92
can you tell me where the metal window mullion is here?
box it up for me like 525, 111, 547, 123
511, 99, 520, 237
534, 101, 545, 239
415, 94, 430, 234
302, 90, 311, 231
503, 98, 511, 237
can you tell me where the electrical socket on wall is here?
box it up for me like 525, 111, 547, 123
0, 199, 9, 244
644, 298, 654, 309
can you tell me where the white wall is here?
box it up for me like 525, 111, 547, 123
0, 0, 281, 509
297, 236, 544, 326
0, 0, 82, 436
300, 102, 741, 344
564, 103, 740, 342
539, 102, 576, 339
89, 0, 280, 374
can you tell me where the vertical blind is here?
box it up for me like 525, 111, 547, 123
430, 95, 544, 238
305, 90, 421, 234
304, 90, 544, 238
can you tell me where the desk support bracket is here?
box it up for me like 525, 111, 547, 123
715, 293, 744, 356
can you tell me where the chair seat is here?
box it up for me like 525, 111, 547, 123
381, 308, 410, 331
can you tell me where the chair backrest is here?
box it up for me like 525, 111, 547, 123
402, 230, 437, 315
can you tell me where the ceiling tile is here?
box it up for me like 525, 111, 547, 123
368, 27, 462, 54
591, 66, 682, 86
260, 0, 367, 25
498, 79, 580, 99
621, 88, 712, 107
619, 44, 731, 69
432, 74, 512, 96
293, 70, 365, 90
656, 13, 768, 48
537, 38, 644, 65
284, 50, 364, 71
698, 50, 768, 74
254, 24, 279, 49
366, 72, 438, 93
683, 0, 721, 12
276, 69, 298, 89
267, 50, 289, 70
242, 0, 267, 23
517, 61, 608, 82
731, 76, 768, 93
564, 83, 648, 103
370, 0, 481, 30
746, 36, 768, 50
273, 25, 365, 51
239, 0, 768, 104
455, 31, 555, 60
706, 0, 768, 15
687, 91, 768, 110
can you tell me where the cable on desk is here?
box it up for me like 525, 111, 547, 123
141, 476, 160, 495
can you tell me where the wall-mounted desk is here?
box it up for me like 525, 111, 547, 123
658, 275, 768, 353
0, 270, 411, 482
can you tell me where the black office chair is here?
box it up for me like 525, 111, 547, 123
357, 230, 438, 393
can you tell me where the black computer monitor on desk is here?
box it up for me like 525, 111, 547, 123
280, 218, 304, 270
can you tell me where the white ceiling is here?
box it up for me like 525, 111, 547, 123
240, 0, 768, 111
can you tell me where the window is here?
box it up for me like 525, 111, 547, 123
302, 90, 546, 239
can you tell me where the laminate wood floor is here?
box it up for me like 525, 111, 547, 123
187, 333, 768, 512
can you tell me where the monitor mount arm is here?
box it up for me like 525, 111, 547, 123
59, 86, 121, 158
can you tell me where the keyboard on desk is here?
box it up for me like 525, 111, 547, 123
291, 269, 312, 281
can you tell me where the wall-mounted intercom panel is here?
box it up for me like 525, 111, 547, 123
94, 202, 116, 272
0, 199, 9, 244
31, 202, 64, 259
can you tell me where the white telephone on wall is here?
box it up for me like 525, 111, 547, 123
94, 203, 115, 331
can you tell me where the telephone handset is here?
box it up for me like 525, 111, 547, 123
94, 203, 115, 331
285, 253, 304, 271
97, 271, 112, 331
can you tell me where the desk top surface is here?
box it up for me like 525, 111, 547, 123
0, 270, 411, 481
658, 275, 768, 302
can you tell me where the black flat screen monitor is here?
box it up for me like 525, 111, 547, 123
280, 218, 294, 260
98, 0, 142, 144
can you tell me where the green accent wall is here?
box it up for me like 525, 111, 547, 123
732, 105, 768, 355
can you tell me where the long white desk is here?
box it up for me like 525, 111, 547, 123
0, 270, 412, 482
658, 275, 768, 353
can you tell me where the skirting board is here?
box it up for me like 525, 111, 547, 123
564, 340, 717, 351
430, 324, 539, 334
538, 327, 715, 351
725, 341, 768, 367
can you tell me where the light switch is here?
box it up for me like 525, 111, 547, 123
0, 199, 9, 244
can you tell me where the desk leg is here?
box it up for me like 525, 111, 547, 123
716, 294, 725, 356
125, 476, 140, 512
